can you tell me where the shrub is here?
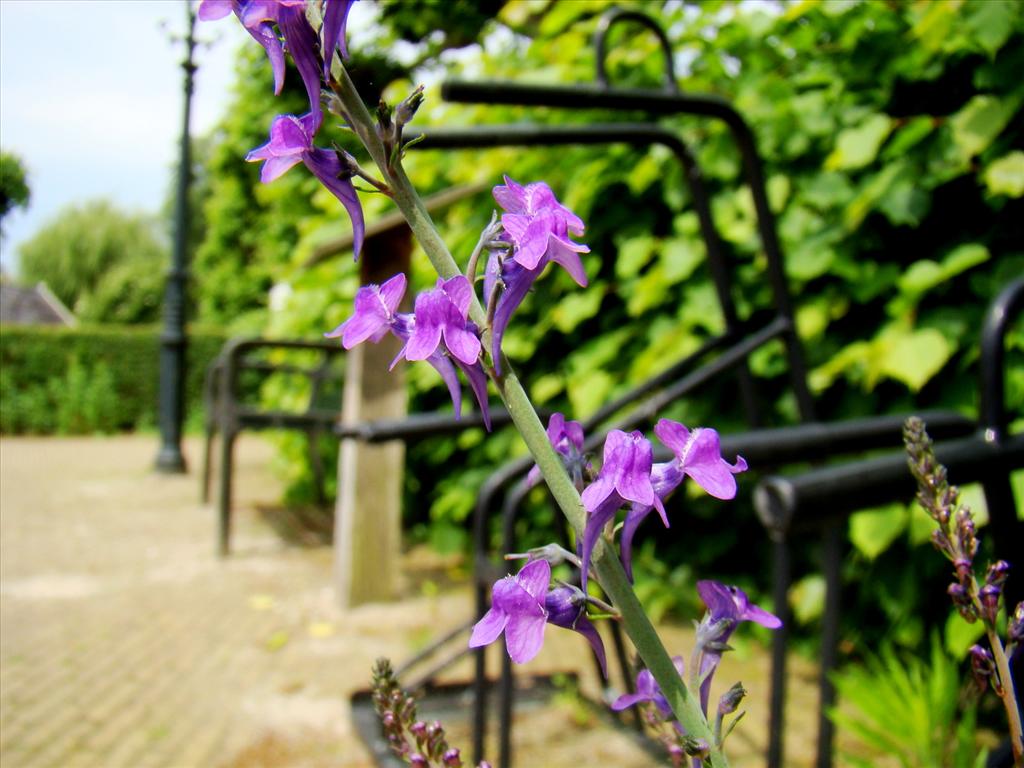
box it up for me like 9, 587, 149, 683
0, 324, 225, 434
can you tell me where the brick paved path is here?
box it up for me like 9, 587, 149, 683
0, 435, 820, 768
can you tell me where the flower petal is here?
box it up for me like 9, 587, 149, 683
322, 0, 356, 75
441, 275, 474, 316
505, 613, 547, 664
468, 606, 508, 648
256, 154, 303, 183
578, 493, 622, 593
197, 0, 232, 21
377, 273, 408, 315
742, 603, 782, 629
443, 324, 481, 365
515, 559, 551, 600
571, 616, 607, 678
404, 292, 445, 361
455, 358, 492, 431
425, 353, 463, 419
493, 175, 527, 214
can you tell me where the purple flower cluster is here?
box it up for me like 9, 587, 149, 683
486, 177, 589, 375
199, 0, 365, 256
576, 419, 747, 589
325, 273, 492, 429
325, 178, 588, 428
611, 582, 778, 732
474, 416, 751, 677
523, 415, 746, 591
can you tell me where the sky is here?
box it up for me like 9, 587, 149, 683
0, 0, 249, 273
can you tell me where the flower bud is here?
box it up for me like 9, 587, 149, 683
1009, 602, 1023, 644
718, 681, 747, 716
954, 507, 978, 559
680, 736, 710, 758
985, 560, 1011, 588
410, 753, 428, 767
544, 585, 586, 629
948, 583, 977, 623
979, 584, 1001, 625
969, 644, 995, 692
930, 529, 951, 555
696, 616, 734, 650
395, 85, 425, 129
443, 748, 462, 767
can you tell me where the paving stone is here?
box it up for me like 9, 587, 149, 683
1, 435, 822, 768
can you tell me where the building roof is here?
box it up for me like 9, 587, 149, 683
0, 282, 77, 326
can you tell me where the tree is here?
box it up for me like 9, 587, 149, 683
17, 199, 168, 324
0, 150, 31, 238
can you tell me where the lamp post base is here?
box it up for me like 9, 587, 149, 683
154, 445, 187, 474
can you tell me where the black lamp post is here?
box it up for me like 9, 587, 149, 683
155, 2, 197, 473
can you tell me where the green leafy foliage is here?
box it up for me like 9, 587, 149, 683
194, 1, 1024, 630
0, 325, 224, 434
829, 636, 986, 768
0, 149, 30, 231
16, 199, 168, 324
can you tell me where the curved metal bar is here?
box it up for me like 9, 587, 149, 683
438, 79, 816, 421
594, 7, 678, 93
980, 277, 1024, 439
977, 276, 1024, 632
409, 121, 764, 424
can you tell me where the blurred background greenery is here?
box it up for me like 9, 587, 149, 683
2, 2, 1022, 758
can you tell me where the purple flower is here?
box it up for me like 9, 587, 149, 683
486, 178, 589, 374
695, 581, 780, 714
527, 413, 590, 490
322, 0, 357, 77
544, 586, 607, 677
617, 422, 746, 583
654, 419, 748, 500
579, 430, 662, 591
403, 276, 481, 366
493, 176, 589, 276
390, 313, 492, 432
698, 581, 781, 630
469, 559, 551, 664
199, 1, 308, 105
246, 112, 364, 258
611, 656, 685, 716
324, 273, 406, 347
619, 460, 684, 582
482, 252, 536, 376
275, 2, 326, 123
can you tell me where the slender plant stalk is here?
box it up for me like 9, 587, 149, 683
986, 624, 1023, 760
331, 68, 726, 764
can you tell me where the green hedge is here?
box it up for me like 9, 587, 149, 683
0, 324, 226, 434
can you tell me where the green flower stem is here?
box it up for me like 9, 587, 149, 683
332, 68, 725, 766
985, 624, 1024, 760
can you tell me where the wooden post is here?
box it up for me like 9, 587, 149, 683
334, 226, 412, 607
